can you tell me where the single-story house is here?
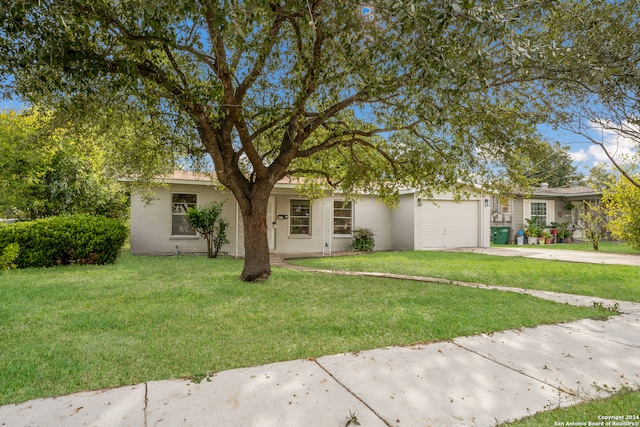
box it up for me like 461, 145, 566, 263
489, 183, 601, 243
129, 171, 491, 256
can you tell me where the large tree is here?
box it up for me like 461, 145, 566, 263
1, 0, 619, 280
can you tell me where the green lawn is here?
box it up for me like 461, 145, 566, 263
501, 389, 640, 426
291, 251, 640, 302
0, 252, 612, 405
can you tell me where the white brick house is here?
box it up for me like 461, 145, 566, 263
129, 172, 491, 256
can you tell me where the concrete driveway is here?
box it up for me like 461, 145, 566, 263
446, 246, 640, 266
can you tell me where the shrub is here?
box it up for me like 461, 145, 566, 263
186, 201, 229, 258
0, 215, 128, 268
602, 177, 640, 250
0, 242, 20, 270
349, 227, 375, 252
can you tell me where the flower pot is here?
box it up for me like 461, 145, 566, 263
545, 238, 552, 244
517, 236, 524, 245
539, 238, 545, 245
528, 237, 538, 245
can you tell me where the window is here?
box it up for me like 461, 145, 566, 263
172, 193, 197, 236
290, 199, 311, 235
530, 201, 548, 226
333, 200, 353, 235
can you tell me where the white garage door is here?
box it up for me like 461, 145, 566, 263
421, 200, 480, 248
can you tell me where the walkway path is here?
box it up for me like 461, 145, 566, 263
1, 251, 639, 426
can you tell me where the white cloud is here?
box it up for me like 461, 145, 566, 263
569, 149, 589, 162
584, 119, 639, 166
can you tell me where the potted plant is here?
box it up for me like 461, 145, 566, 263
542, 230, 552, 244
556, 226, 567, 243
524, 218, 540, 244
566, 224, 574, 243
554, 222, 573, 243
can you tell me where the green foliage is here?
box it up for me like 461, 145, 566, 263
551, 221, 573, 240
186, 201, 230, 258
585, 164, 618, 193
524, 218, 544, 238
0, 215, 128, 267
578, 203, 610, 251
522, 142, 583, 188
537, 2, 640, 183
0, 242, 20, 270
0, 110, 129, 220
602, 177, 640, 250
0, 2, 567, 200
349, 228, 375, 252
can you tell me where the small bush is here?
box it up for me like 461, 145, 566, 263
0, 215, 128, 268
0, 243, 20, 270
350, 227, 375, 252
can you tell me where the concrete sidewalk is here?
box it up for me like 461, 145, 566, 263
2, 251, 640, 427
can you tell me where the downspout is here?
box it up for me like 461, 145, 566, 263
328, 194, 332, 256
480, 192, 485, 247
235, 201, 239, 258
322, 198, 326, 256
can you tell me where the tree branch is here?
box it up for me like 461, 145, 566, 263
575, 127, 640, 189
235, 8, 286, 102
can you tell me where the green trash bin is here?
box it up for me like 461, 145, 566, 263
491, 226, 511, 244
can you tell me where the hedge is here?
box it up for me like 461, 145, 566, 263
0, 215, 128, 268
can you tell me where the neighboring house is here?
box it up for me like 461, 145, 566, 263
129, 171, 491, 256
489, 183, 602, 243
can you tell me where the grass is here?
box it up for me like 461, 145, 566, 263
501, 240, 640, 254
501, 389, 640, 426
291, 251, 640, 302
0, 252, 613, 405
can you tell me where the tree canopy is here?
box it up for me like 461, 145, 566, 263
0, 109, 129, 220
1, 0, 637, 279
521, 141, 583, 188
539, 0, 640, 188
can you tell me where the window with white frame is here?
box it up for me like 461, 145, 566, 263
530, 201, 548, 226
290, 199, 311, 235
333, 200, 353, 235
172, 193, 197, 236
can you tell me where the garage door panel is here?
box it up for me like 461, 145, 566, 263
421, 201, 479, 248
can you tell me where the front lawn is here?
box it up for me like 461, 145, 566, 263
0, 252, 611, 405
501, 389, 640, 426
291, 251, 640, 302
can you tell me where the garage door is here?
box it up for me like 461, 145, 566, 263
421, 200, 480, 248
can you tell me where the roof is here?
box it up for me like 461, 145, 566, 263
152, 170, 321, 189
530, 186, 600, 198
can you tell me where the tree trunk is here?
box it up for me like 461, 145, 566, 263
239, 200, 271, 281
205, 235, 213, 258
